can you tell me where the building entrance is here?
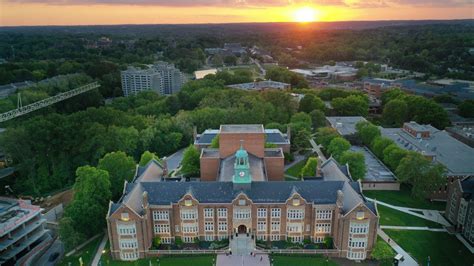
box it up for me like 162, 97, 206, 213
238, 225, 247, 234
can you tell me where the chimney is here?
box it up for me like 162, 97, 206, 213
162, 158, 168, 178
287, 125, 291, 141
336, 190, 344, 208
142, 191, 149, 209
193, 126, 198, 141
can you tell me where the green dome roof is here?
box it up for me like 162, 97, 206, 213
235, 146, 248, 158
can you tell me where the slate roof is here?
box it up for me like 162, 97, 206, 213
195, 129, 289, 145
381, 126, 474, 176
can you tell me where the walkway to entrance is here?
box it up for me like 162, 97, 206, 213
229, 233, 254, 255
216, 254, 270, 266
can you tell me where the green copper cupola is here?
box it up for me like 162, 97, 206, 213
232, 141, 252, 186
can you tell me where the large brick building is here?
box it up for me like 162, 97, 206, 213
446, 177, 474, 245
107, 124, 379, 262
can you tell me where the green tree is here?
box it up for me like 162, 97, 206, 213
371, 137, 395, 159
381, 89, 405, 106
356, 121, 381, 146
211, 135, 220, 148
181, 145, 200, 177
382, 144, 409, 170
331, 95, 369, 116
339, 151, 366, 180
300, 157, 318, 178
316, 127, 339, 148
298, 94, 325, 113
290, 112, 312, 128
59, 217, 86, 250
383, 99, 408, 127
458, 100, 474, 118
139, 151, 160, 167
98, 151, 136, 200
327, 137, 351, 160
396, 152, 445, 199
291, 128, 311, 152
309, 109, 326, 129
153, 236, 162, 249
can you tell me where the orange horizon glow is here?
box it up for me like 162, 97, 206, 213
0, 2, 472, 27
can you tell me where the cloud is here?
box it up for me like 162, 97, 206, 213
5, 0, 346, 7
5, 0, 472, 8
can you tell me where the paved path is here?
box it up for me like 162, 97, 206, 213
284, 154, 305, 171
91, 234, 108, 266
378, 229, 418, 266
34, 239, 64, 266
217, 254, 270, 266
309, 139, 327, 161
229, 235, 254, 256
366, 198, 450, 226
380, 225, 447, 232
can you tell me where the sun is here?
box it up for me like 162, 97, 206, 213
293, 7, 319, 23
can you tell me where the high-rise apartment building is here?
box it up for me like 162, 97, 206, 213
121, 62, 185, 96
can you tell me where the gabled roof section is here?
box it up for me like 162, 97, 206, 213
320, 157, 353, 182
134, 159, 164, 182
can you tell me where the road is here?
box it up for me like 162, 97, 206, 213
34, 239, 64, 266
250, 58, 266, 77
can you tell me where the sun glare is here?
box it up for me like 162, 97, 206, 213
293, 7, 319, 23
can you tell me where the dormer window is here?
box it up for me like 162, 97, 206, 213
292, 199, 300, 206
239, 199, 246, 206
121, 212, 129, 221
356, 211, 365, 220
184, 200, 192, 206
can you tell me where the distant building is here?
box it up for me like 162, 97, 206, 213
194, 69, 218, 80
107, 124, 379, 262
194, 126, 290, 153
446, 126, 474, 148
205, 43, 246, 57
0, 197, 51, 265
121, 62, 185, 96
326, 116, 367, 141
291, 64, 358, 82
446, 177, 474, 245
227, 81, 291, 91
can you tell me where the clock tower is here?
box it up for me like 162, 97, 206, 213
232, 142, 252, 187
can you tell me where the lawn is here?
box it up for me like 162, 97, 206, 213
58, 235, 103, 266
100, 255, 215, 266
363, 185, 446, 210
385, 230, 474, 266
271, 254, 339, 266
285, 159, 307, 178
377, 205, 442, 228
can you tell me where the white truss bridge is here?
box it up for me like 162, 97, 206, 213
0, 82, 100, 123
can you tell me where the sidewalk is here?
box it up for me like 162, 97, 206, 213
366, 198, 450, 226
309, 139, 327, 161
284, 154, 305, 171
91, 234, 108, 266
378, 229, 418, 266
380, 225, 447, 232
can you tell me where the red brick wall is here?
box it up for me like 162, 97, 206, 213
200, 157, 219, 181
264, 157, 284, 181
219, 132, 265, 158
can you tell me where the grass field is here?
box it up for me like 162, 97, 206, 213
285, 159, 307, 178
271, 254, 339, 266
385, 230, 474, 266
100, 255, 215, 266
58, 235, 102, 266
377, 205, 442, 228
363, 185, 446, 210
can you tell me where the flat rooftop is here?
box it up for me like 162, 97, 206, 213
220, 124, 264, 133
381, 127, 474, 176
326, 116, 368, 136
350, 146, 396, 182
195, 128, 289, 145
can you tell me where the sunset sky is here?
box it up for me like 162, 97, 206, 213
1, 0, 473, 26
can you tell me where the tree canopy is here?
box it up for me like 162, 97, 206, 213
98, 151, 136, 200
180, 145, 200, 177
